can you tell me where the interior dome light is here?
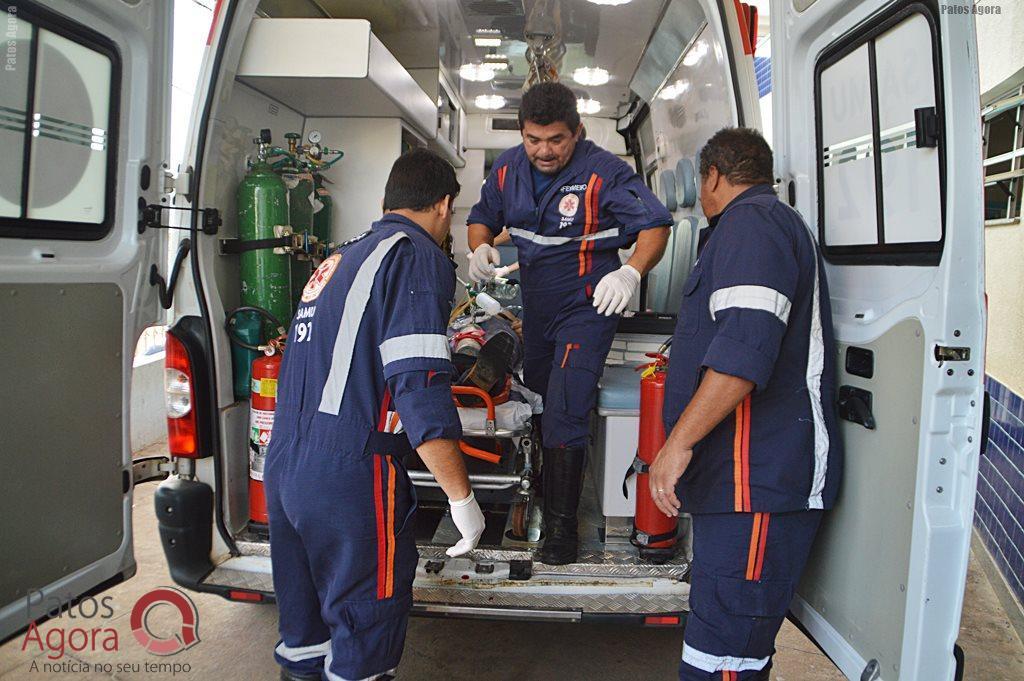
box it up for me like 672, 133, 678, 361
476, 95, 507, 110
573, 67, 610, 86
460, 63, 495, 82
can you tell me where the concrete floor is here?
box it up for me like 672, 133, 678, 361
2, 443, 1022, 680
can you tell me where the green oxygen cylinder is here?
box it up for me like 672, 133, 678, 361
281, 132, 315, 309
237, 132, 292, 338
312, 173, 333, 248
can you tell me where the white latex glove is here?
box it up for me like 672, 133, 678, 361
446, 492, 485, 557
592, 265, 641, 316
468, 244, 501, 283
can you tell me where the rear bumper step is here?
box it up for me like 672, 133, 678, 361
195, 542, 690, 619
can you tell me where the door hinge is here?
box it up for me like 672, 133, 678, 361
138, 203, 221, 235
934, 345, 971, 363
132, 455, 173, 486
162, 165, 193, 201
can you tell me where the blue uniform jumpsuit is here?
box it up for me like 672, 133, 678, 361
467, 139, 672, 448
662, 185, 844, 680
264, 215, 462, 681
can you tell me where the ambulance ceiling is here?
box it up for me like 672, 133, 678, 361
256, 0, 671, 119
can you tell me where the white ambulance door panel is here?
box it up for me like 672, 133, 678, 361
0, 0, 171, 641
771, 1, 984, 679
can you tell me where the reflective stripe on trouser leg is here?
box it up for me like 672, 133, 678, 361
679, 511, 822, 681
275, 640, 331, 662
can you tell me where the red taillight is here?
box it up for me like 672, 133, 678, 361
644, 615, 681, 626
228, 590, 263, 602
165, 332, 198, 457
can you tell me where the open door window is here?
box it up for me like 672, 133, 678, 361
771, 1, 985, 679
0, 0, 171, 641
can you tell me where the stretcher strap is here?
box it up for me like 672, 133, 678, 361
366, 431, 414, 459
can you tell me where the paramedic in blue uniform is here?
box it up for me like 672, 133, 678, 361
466, 82, 672, 565
265, 148, 486, 681
649, 128, 843, 681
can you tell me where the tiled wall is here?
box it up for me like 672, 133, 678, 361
975, 375, 1024, 606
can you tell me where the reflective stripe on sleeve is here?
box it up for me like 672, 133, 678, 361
507, 226, 620, 246
318, 232, 409, 415
681, 644, 770, 673
708, 285, 792, 324
379, 333, 450, 368
275, 639, 330, 662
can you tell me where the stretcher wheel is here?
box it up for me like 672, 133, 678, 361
509, 498, 530, 540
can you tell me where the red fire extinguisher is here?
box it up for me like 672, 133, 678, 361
630, 354, 678, 563
249, 349, 282, 525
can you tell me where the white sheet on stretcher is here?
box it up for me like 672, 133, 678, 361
458, 400, 533, 433
457, 381, 542, 433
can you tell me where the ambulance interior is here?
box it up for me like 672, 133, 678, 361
158, 0, 983, 675
185, 0, 738, 604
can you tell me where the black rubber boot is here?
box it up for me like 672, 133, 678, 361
536, 446, 586, 565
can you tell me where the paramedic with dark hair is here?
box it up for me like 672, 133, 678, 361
649, 127, 844, 681
466, 82, 672, 565
265, 148, 485, 681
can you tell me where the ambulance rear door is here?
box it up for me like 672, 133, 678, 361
770, 1, 985, 679
0, 0, 171, 641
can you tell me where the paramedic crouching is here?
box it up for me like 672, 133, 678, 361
265, 149, 485, 681
648, 128, 844, 681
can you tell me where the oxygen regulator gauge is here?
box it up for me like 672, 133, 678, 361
307, 130, 322, 144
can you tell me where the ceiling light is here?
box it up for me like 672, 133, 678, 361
476, 95, 507, 110
474, 28, 502, 47
577, 98, 601, 115
658, 80, 690, 100
573, 67, 610, 86
460, 63, 495, 82
586, 0, 632, 5
483, 54, 510, 70
682, 42, 709, 67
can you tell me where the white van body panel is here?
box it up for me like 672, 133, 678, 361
771, 1, 985, 678
0, 0, 170, 641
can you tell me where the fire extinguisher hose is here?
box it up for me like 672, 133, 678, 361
225, 306, 287, 350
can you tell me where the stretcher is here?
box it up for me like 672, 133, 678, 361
404, 382, 540, 541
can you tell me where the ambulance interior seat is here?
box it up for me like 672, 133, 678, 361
652, 216, 700, 316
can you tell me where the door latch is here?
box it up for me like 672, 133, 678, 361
132, 455, 173, 486
837, 385, 876, 430
934, 345, 971, 364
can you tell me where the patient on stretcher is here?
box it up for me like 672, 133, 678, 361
448, 310, 541, 432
